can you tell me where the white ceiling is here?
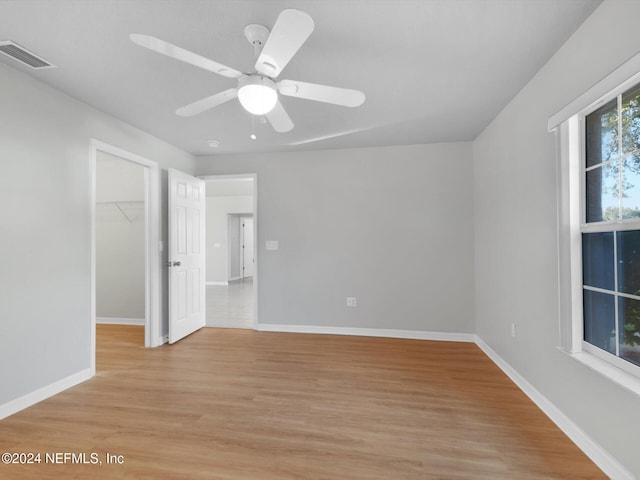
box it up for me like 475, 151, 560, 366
0, 0, 601, 155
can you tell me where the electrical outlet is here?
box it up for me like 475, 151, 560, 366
346, 297, 357, 307
510, 323, 516, 338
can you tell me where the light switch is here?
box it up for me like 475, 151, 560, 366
265, 240, 279, 251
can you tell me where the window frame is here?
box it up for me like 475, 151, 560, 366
556, 66, 640, 396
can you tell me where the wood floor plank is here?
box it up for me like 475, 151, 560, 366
0, 325, 605, 479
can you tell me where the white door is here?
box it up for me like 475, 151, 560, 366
241, 217, 254, 278
168, 169, 206, 343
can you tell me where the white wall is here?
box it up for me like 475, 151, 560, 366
197, 142, 475, 334
0, 61, 195, 409
473, 0, 640, 475
206, 195, 253, 283
96, 153, 145, 320
96, 151, 146, 202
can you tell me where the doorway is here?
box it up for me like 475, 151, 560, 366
95, 153, 145, 326
202, 175, 257, 329
90, 140, 161, 375
227, 213, 254, 281
240, 216, 254, 279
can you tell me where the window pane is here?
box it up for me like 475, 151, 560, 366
586, 99, 618, 167
582, 232, 615, 290
618, 297, 640, 367
621, 82, 640, 155
617, 230, 640, 296
586, 162, 619, 222
621, 154, 640, 219
583, 289, 616, 354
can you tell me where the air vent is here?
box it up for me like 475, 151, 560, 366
0, 41, 54, 69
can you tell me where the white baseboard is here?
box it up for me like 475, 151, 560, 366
0, 369, 92, 420
206, 281, 228, 286
206, 322, 254, 329
474, 336, 633, 480
229, 276, 242, 282
97, 317, 144, 326
256, 324, 475, 342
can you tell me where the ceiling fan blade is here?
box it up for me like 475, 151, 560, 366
130, 34, 242, 79
266, 101, 294, 133
278, 79, 365, 107
176, 88, 238, 117
255, 9, 314, 78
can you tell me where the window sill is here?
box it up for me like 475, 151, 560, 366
560, 347, 640, 397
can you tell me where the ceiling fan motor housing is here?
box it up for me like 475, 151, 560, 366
244, 24, 269, 49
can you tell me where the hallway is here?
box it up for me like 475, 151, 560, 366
206, 278, 253, 329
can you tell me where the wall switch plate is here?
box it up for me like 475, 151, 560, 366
510, 323, 516, 338
265, 240, 279, 251
346, 297, 357, 307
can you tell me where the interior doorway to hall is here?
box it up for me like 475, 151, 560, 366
204, 176, 256, 329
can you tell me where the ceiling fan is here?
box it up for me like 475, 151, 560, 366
130, 9, 365, 133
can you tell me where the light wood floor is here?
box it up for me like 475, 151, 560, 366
0, 325, 604, 479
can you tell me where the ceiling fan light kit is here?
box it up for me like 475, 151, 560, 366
237, 75, 278, 115
131, 9, 365, 134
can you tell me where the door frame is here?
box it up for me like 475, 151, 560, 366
90, 139, 162, 375
201, 173, 258, 329
240, 215, 254, 279
226, 213, 246, 282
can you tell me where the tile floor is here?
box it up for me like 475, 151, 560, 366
206, 277, 254, 329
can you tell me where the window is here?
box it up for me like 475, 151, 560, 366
552, 53, 640, 394
582, 82, 640, 373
